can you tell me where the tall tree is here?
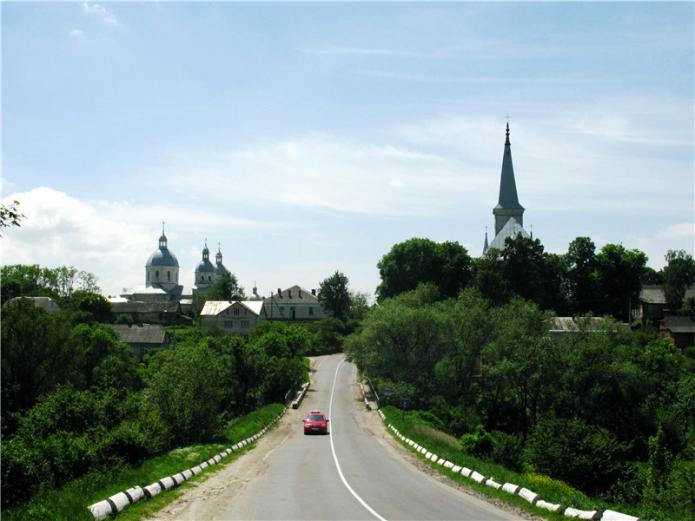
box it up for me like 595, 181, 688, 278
565, 237, 602, 314
319, 271, 351, 319
376, 238, 472, 301
662, 250, 695, 311
596, 244, 647, 321
207, 272, 245, 301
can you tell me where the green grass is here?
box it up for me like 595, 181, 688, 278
4, 403, 285, 521
381, 406, 688, 521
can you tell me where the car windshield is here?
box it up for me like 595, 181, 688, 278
308, 415, 324, 421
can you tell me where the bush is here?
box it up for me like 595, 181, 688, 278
460, 425, 493, 458
525, 418, 630, 495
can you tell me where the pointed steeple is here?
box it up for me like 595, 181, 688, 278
493, 122, 525, 235
202, 238, 209, 261
483, 226, 489, 255
498, 122, 522, 209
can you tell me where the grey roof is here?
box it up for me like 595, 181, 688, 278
488, 217, 530, 251
548, 317, 617, 333
263, 285, 319, 304
111, 301, 180, 314
108, 324, 169, 345
146, 246, 179, 268
196, 258, 216, 273
5, 296, 61, 313
497, 123, 524, 210
661, 315, 695, 334
640, 285, 695, 305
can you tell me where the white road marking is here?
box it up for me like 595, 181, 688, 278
329, 358, 387, 521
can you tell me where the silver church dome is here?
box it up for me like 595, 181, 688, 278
146, 233, 179, 268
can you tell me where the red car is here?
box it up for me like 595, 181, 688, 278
303, 410, 329, 435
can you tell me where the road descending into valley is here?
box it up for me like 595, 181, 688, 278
150, 354, 523, 521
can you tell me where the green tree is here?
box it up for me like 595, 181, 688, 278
596, 243, 647, 321
207, 272, 245, 301
145, 342, 227, 445
0, 200, 24, 236
473, 249, 512, 305
525, 417, 630, 495
376, 238, 472, 301
566, 237, 603, 314
319, 271, 351, 319
662, 250, 695, 311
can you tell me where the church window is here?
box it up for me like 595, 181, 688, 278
155, 270, 159, 280
147, 272, 149, 282
167, 271, 171, 281
208, 276, 212, 281
309, 307, 314, 316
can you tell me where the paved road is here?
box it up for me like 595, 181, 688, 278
217, 354, 521, 521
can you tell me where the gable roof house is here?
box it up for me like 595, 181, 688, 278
200, 300, 264, 337
262, 285, 324, 321
107, 324, 171, 358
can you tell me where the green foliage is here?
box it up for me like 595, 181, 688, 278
3, 404, 284, 521
349, 277, 694, 515
0, 200, 24, 235
2, 289, 308, 511
376, 238, 472, 301
595, 243, 647, 321
115, 313, 134, 325
145, 342, 228, 445
525, 418, 630, 495
1, 264, 101, 305
663, 250, 695, 311
319, 270, 351, 319
206, 271, 245, 301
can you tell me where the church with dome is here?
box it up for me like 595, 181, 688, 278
483, 123, 531, 254
192, 240, 230, 297
120, 225, 189, 303
119, 226, 236, 304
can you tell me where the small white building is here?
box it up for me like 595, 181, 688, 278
200, 300, 264, 337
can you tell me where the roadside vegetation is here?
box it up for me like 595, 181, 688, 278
347, 237, 695, 521
1, 266, 312, 518
3, 403, 284, 521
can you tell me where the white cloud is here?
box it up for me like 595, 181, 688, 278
1, 187, 285, 296
164, 133, 481, 218
68, 29, 86, 40
82, 2, 119, 26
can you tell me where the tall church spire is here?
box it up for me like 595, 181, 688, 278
483, 226, 489, 255
493, 122, 525, 235
498, 122, 521, 209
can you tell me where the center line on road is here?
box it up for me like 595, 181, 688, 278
329, 358, 387, 521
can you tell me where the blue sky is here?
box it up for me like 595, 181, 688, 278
2, 2, 694, 298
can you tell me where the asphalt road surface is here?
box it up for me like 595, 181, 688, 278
154, 354, 522, 521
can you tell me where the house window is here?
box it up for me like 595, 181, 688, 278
241, 320, 249, 328
208, 275, 212, 281
309, 307, 314, 316
234, 307, 240, 316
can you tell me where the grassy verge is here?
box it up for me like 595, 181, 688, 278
381, 406, 685, 521
4, 403, 285, 521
